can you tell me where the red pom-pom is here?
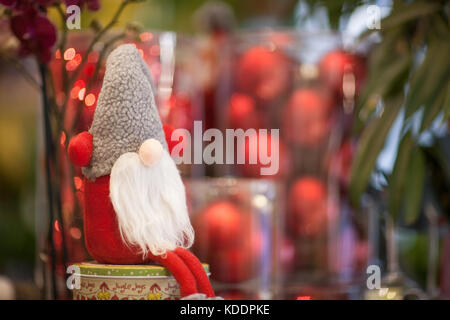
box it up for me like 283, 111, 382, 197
68, 131, 93, 167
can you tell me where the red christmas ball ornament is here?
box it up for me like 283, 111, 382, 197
319, 50, 366, 96
288, 177, 328, 237
283, 88, 333, 146
194, 201, 248, 252
236, 46, 291, 102
237, 131, 291, 178
166, 93, 193, 131
209, 246, 253, 283
227, 93, 261, 130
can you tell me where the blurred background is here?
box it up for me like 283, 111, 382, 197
0, 0, 449, 300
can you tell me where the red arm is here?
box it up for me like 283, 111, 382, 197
68, 131, 93, 167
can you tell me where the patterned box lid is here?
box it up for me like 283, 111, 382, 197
73, 261, 210, 278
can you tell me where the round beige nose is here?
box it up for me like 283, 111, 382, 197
139, 138, 163, 166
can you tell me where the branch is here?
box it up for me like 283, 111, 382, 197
55, 3, 69, 93
2, 55, 41, 90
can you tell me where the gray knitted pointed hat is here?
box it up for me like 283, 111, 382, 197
82, 44, 168, 180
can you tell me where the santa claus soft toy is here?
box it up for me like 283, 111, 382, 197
68, 44, 214, 298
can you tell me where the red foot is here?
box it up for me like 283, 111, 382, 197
175, 247, 215, 297
149, 251, 198, 297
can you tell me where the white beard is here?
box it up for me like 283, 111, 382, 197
109, 150, 194, 257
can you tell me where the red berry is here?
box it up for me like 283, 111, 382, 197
288, 177, 328, 237
236, 46, 291, 102
283, 88, 333, 146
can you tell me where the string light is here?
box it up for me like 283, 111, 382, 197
66, 53, 82, 71
85, 93, 96, 107
60, 132, 66, 147
64, 48, 76, 61
73, 177, 83, 190
78, 88, 86, 100
54, 220, 61, 232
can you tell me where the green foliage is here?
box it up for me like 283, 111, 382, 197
388, 132, 414, 222
350, 94, 405, 205
349, 0, 450, 224
403, 147, 426, 225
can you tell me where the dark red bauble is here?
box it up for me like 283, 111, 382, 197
209, 246, 254, 283
237, 131, 291, 178
283, 88, 333, 146
236, 46, 291, 102
166, 93, 193, 131
194, 201, 248, 252
288, 177, 328, 237
325, 140, 355, 187
227, 93, 261, 130
319, 50, 366, 96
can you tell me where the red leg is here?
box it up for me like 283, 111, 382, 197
175, 247, 215, 297
149, 251, 198, 297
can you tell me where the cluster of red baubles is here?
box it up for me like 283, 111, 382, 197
170, 43, 369, 294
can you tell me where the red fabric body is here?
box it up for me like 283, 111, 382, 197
83, 175, 145, 264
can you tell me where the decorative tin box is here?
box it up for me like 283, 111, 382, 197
72, 262, 210, 300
